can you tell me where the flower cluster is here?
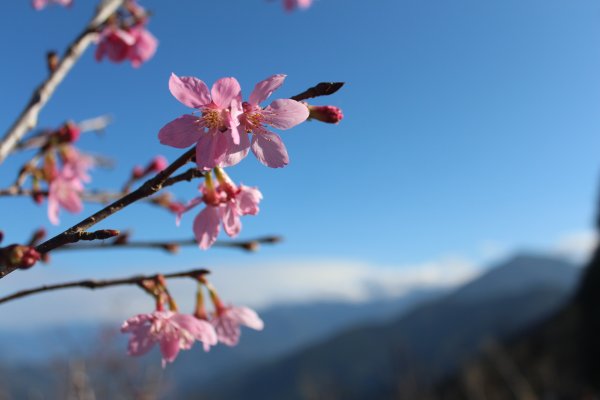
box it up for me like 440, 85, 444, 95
32, 0, 72, 10
175, 168, 262, 250
159, 74, 309, 170
95, 1, 157, 68
121, 275, 262, 366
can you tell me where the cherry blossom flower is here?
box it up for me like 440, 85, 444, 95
121, 310, 218, 367
211, 305, 264, 346
193, 175, 262, 249
237, 74, 309, 168
95, 25, 157, 68
32, 0, 72, 10
47, 169, 83, 225
283, 0, 312, 11
158, 74, 244, 170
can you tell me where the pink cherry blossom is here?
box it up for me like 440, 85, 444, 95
95, 24, 157, 68
121, 310, 218, 367
158, 74, 244, 170
210, 305, 264, 347
32, 0, 72, 10
47, 169, 83, 225
192, 182, 262, 250
237, 74, 309, 168
283, 0, 312, 11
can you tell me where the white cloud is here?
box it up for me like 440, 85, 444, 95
551, 229, 597, 262
0, 256, 480, 329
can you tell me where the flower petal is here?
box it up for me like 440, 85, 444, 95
221, 129, 250, 167
169, 73, 211, 109
193, 206, 221, 250
159, 337, 181, 367
158, 115, 203, 149
251, 129, 289, 168
195, 131, 230, 170
237, 186, 262, 216
211, 77, 241, 109
221, 202, 241, 237
262, 99, 309, 130
230, 306, 264, 331
248, 74, 286, 106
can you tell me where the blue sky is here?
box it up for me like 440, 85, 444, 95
1, 0, 600, 324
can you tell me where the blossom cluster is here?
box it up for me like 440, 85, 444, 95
160, 73, 309, 170
121, 276, 263, 367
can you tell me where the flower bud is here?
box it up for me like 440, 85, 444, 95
146, 156, 168, 174
131, 165, 144, 179
2, 245, 41, 270
308, 105, 344, 124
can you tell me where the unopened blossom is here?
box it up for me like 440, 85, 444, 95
237, 74, 309, 168
308, 105, 344, 124
121, 310, 217, 367
211, 304, 264, 347
158, 74, 243, 170
32, 0, 72, 10
283, 0, 312, 11
47, 169, 83, 225
95, 24, 157, 68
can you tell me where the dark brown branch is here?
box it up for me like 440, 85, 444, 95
0, 268, 210, 306
0, 147, 196, 279
54, 235, 283, 253
0, 0, 125, 164
291, 82, 345, 102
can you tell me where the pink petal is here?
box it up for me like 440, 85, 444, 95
212, 315, 242, 347
169, 73, 211, 109
221, 128, 251, 167
230, 306, 264, 331
251, 129, 289, 168
127, 329, 155, 357
47, 197, 60, 225
211, 77, 241, 109
129, 27, 158, 68
159, 337, 181, 367
248, 74, 286, 106
158, 115, 203, 149
195, 131, 230, 170
237, 186, 262, 215
193, 206, 221, 250
262, 99, 309, 130
221, 202, 241, 238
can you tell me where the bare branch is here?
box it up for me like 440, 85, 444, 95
0, 0, 125, 164
0, 267, 210, 306
291, 82, 345, 102
54, 235, 283, 253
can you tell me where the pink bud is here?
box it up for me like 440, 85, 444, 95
146, 155, 168, 174
32, 190, 45, 205
132, 166, 144, 179
57, 122, 81, 143
308, 105, 344, 124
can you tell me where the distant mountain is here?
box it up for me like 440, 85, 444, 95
201, 254, 580, 400
0, 288, 444, 398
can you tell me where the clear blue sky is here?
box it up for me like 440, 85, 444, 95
1, 0, 600, 300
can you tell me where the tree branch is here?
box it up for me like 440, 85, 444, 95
0, 0, 125, 164
54, 235, 283, 253
291, 82, 345, 102
0, 267, 210, 306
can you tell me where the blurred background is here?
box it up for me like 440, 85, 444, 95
1, 0, 600, 398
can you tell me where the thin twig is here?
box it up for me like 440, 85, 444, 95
0, 0, 125, 164
0, 267, 210, 306
54, 235, 283, 253
291, 82, 345, 102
